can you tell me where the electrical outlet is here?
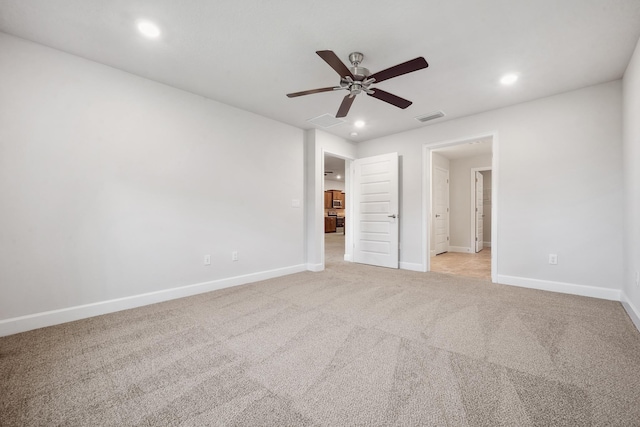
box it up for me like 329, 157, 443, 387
548, 254, 558, 265
204, 254, 211, 266
232, 251, 238, 262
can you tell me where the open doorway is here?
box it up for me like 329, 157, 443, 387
425, 135, 496, 281
324, 153, 347, 267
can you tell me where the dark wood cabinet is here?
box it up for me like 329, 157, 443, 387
324, 191, 332, 209
324, 216, 336, 233
325, 190, 346, 209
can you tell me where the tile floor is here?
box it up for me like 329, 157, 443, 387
326, 233, 492, 282
430, 247, 492, 281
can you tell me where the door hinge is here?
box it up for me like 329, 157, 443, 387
447, 179, 449, 183
475, 237, 478, 241
447, 236, 449, 241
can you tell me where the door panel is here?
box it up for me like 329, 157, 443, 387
434, 167, 449, 255
353, 153, 399, 268
475, 171, 484, 252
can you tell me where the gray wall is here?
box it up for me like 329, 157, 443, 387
324, 178, 345, 192
358, 80, 624, 295
0, 34, 305, 325
623, 36, 640, 325
449, 154, 492, 250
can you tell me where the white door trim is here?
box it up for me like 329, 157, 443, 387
422, 132, 499, 282
471, 167, 491, 253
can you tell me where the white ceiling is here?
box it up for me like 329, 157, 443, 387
324, 154, 346, 178
433, 137, 493, 160
1, 0, 639, 142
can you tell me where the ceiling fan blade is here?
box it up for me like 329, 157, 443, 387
286, 87, 339, 98
336, 94, 356, 118
368, 57, 428, 83
367, 88, 412, 109
316, 50, 355, 79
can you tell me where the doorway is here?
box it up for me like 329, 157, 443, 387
322, 151, 400, 270
424, 134, 497, 282
323, 153, 347, 267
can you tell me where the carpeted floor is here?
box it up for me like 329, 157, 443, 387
1, 233, 640, 426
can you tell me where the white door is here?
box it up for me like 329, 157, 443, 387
353, 153, 399, 268
434, 167, 449, 255
475, 171, 484, 252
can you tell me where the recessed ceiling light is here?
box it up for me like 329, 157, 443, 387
354, 120, 365, 128
337, 175, 341, 180
137, 20, 161, 38
350, 132, 358, 137
500, 73, 518, 85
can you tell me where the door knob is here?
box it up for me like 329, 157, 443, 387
435, 214, 441, 218
388, 214, 397, 218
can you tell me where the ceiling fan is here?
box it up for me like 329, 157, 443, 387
287, 50, 428, 118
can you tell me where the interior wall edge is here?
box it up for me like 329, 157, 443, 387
0, 264, 307, 337
621, 291, 640, 332
399, 262, 424, 272
306, 263, 324, 272
497, 274, 622, 302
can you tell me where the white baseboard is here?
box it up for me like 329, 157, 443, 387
307, 263, 324, 272
621, 292, 640, 332
483, 241, 492, 247
496, 274, 621, 301
400, 262, 425, 272
430, 250, 437, 257
343, 254, 353, 262
449, 246, 472, 253
0, 264, 307, 337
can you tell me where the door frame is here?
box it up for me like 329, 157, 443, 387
320, 150, 354, 268
470, 167, 491, 253
422, 132, 499, 282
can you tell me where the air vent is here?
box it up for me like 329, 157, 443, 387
307, 114, 346, 128
415, 111, 445, 123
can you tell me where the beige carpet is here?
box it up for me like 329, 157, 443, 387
1, 233, 640, 426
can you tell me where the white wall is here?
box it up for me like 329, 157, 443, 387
622, 36, 640, 328
305, 130, 356, 270
449, 154, 492, 250
0, 34, 305, 334
358, 81, 624, 299
324, 178, 345, 192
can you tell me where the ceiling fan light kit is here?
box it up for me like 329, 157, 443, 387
287, 50, 429, 118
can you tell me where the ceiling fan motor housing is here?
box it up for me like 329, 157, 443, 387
348, 52, 370, 80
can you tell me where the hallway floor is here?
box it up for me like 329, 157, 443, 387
326, 233, 491, 282
430, 248, 492, 281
